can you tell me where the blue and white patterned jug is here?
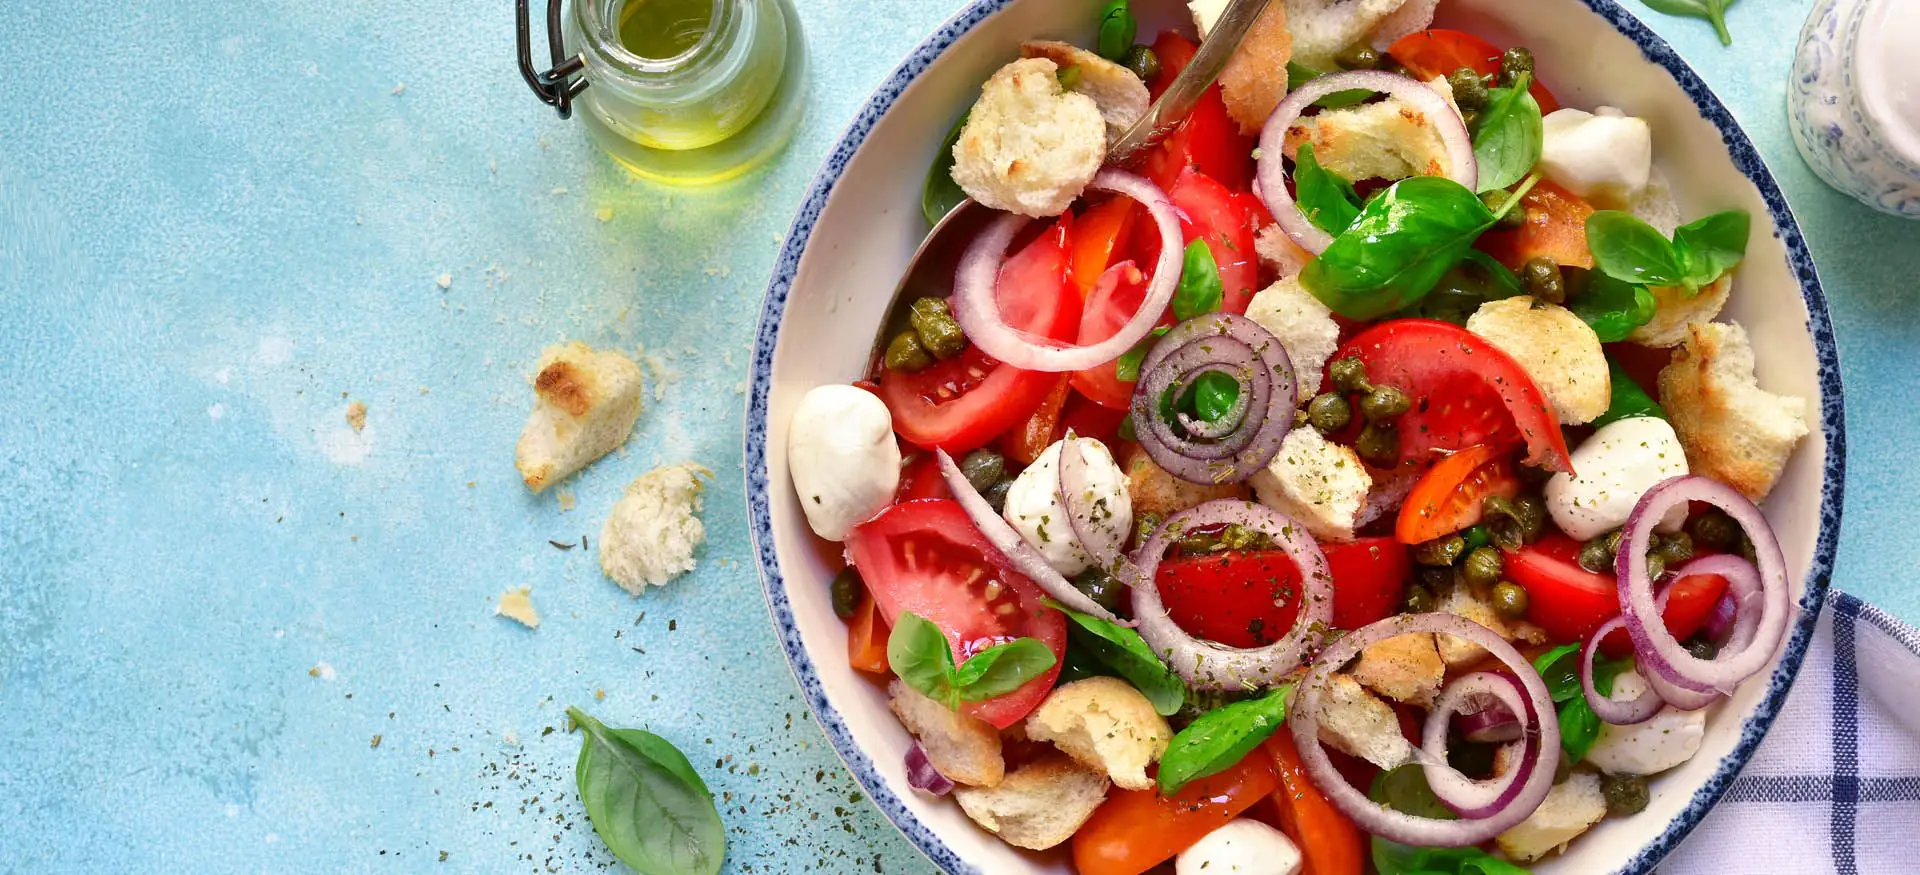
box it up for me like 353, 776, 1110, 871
1790, 0, 1920, 218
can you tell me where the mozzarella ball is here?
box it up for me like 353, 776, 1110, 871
787, 385, 901, 541
1175, 819, 1303, 875
1546, 416, 1689, 542
1539, 106, 1653, 207
1002, 437, 1131, 577
1585, 673, 1708, 775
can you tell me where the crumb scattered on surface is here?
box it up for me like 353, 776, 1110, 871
556, 488, 576, 512
495, 586, 540, 629
435, 272, 452, 290
345, 400, 367, 433
594, 688, 606, 701
391, 83, 405, 95
502, 729, 520, 748
371, 734, 383, 748
551, 186, 569, 196
594, 206, 613, 222
309, 661, 337, 681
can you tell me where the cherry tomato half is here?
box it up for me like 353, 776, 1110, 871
1072, 751, 1278, 875
1386, 29, 1561, 114
1155, 538, 1413, 647
1396, 444, 1522, 544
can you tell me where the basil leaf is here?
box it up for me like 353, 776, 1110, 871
888, 612, 959, 708
1115, 325, 1170, 382
1569, 271, 1657, 342
1190, 371, 1241, 423
1158, 684, 1293, 795
1398, 250, 1524, 325
1548, 651, 1632, 762
1048, 599, 1187, 716
922, 111, 970, 227
1294, 144, 1363, 236
1302, 176, 1502, 320
1591, 358, 1668, 428
1672, 209, 1750, 291
1472, 73, 1544, 193
1058, 641, 1113, 684
1172, 240, 1225, 321
1533, 643, 1582, 703
953, 637, 1057, 701
1371, 767, 1530, 875
1587, 210, 1686, 287
1641, 0, 1736, 45
1286, 62, 1374, 109
1097, 0, 1136, 61
1559, 695, 1603, 761
567, 708, 726, 875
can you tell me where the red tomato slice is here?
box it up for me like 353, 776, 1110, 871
1070, 196, 1140, 296
1000, 375, 1072, 466
1507, 533, 1619, 644
1267, 735, 1367, 875
1059, 390, 1129, 445
894, 451, 952, 502
1170, 167, 1261, 315
1072, 752, 1278, 875
1068, 262, 1160, 410
845, 500, 1066, 727
846, 592, 889, 674
1395, 444, 1522, 544
878, 218, 1082, 452
1476, 179, 1596, 270
1599, 571, 1730, 658
1386, 29, 1561, 114
1142, 86, 1257, 194
1147, 31, 1197, 100
1335, 319, 1572, 472
1155, 538, 1412, 647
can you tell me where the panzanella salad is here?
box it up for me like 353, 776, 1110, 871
787, 1, 1812, 871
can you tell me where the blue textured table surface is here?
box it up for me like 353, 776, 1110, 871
1, 1, 1914, 871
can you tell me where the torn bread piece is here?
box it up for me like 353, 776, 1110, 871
515, 342, 644, 493
1349, 632, 1445, 706
1218, 0, 1295, 134
890, 680, 1005, 787
1316, 673, 1415, 771
1025, 677, 1172, 791
599, 462, 711, 593
951, 58, 1107, 218
1286, 0, 1413, 70
953, 756, 1110, 851
494, 586, 540, 629
1658, 322, 1810, 501
1021, 41, 1149, 146
1466, 297, 1610, 425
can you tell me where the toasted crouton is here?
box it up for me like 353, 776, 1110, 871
1286, 0, 1412, 70
1632, 275, 1733, 349
953, 756, 1110, 850
1251, 428, 1373, 542
1218, 1, 1295, 133
1433, 584, 1521, 667
1244, 275, 1340, 403
1021, 42, 1148, 147
1317, 674, 1415, 771
1349, 632, 1445, 705
889, 680, 1005, 787
599, 462, 711, 593
1466, 298, 1611, 425
515, 342, 644, 492
1025, 677, 1173, 791
1282, 85, 1455, 182
1256, 224, 1314, 278
1496, 772, 1608, 862
1120, 442, 1251, 517
951, 58, 1107, 218
1658, 322, 1810, 501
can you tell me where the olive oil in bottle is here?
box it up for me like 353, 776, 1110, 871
617, 0, 712, 60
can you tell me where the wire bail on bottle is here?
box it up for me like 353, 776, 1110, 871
516, 0, 588, 118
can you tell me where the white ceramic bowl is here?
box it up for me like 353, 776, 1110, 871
746, 1, 1846, 871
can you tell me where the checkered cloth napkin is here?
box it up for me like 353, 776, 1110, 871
1662, 592, 1920, 874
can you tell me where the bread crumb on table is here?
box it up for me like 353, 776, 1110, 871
600, 462, 712, 594
495, 586, 541, 629
345, 400, 367, 433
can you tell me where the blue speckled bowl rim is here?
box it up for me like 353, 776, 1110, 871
743, 1, 1847, 871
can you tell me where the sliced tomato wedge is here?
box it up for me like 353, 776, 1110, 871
1476, 179, 1596, 270
1155, 537, 1412, 647
1146, 31, 1197, 100
1395, 444, 1522, 544
1335, 319, 1572, 471
894, 451, 952, 502
1506, 533, 1619, 644
1266, 734, 1367, 875
1059, 390, 1130, 445
1072, 751, 1279, 875
846, 592, 889, 674
1069, 196, 1140, 296
1141, 86, 1257, 194
845, 500, 1066, 727
878, 218, 1081, 452
1068, 262, 1160, 410
1000, 375, 1072, 466
1170, 167, 1261, 315
1386, 29, 1561, 114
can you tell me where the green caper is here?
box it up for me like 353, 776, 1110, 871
1602, 773, 1650, 817
1121, 44, 1161, 83
1414, 535, 1468, 567
1360, 385, 1413, 422
1403, 583, 1437, 614
1355, 423, 1399, 466
1307, 392, 1353, 433
1513, 495, 1547, 541
1220, 523, 1272, 551
1071, 567, 1128, 617
908, 297, 968, 360
1647, 552, 1667, 581
1446, 66, 1490, 110
982, 479, 1013, 514
1522, 257, 1566, 304
1492, 580, 1529, 619
1482, 495, 1541, 551
1654, 531, 1696, 566
884, 330, 934, 372
1461, 108, 1482, 130
1500, 47, 1535, 87
1481, 191, 1526, 230
1685, 637, 1718, 660
830, 567, 864, 620
1604, 529, 1625, 554
1335, 43, 1382, 70
1578, 537, 1615, 574
959, 449, 1006, 494
1329, 356, 1372, 394
1689, 510, 1743, 552
1463, 546, 1505, 589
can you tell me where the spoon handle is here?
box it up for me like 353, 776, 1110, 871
1107, 0, 1275, 167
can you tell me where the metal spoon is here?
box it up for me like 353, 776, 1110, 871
869, 0, 1274, 366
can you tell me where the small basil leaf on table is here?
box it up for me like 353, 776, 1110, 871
1294, 143, 1363, 236
1287, 62, 1374, 108
1672, 209, 1750, 291
1172, 240, 1225, 321
1568, 270, 1657, 342
1048, 599, 1187, 716
1590, 358, 1667, 428
952, 637, 1057, 701
921, 111, 970, 227
1303, 175, 1531, 320
888, 611, 959, 707
1640, 0, 1737, 45
567, 707, 726, 875
1157, 683, 1293, 795
1586, 210, 1687, 287
1471, 72, 1544, 193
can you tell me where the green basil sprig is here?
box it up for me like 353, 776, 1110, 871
1294, 143, 1363, 236
1568, 271, 1658, 342
888, 612, 1056, 710
921, 111, 970, 226
1370, 767, 1531, 874
1047, 599, 1186, 716
1533, 643, 1631, 762
1172, 240, 1226, 321
1471, 72, 1544, 194
1586, 209, 1750, 295
1590, 358, 1668, 429
1303, 173, 1540, 320
1641, 0, 1739, 46
1157, 683, 1293, 795
1097, 0, 1136, 61
567, 707, 726, 875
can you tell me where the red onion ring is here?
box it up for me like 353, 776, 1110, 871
1288, 613, 1559, 847
1458, 705, 1522, 744
950, 169, 1183, 373
1255, 71, 1479, 255
1129, 313, 1296, 485
1616, 477, 1790, 696
1057, 432, 1128, 575
1125, 500, 1331, 691
1701, 590, 1739, 643
1580, 615, 1665, 725
1421, 672, 1539, 819
935, 449, 1125, 625
905, 742, 955, 796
